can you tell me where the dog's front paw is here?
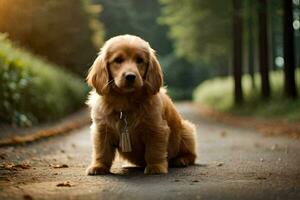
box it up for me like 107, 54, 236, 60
86, 165, 109, 175
144, 163, 168, 175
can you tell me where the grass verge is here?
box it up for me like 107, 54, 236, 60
193, 69, 300, 121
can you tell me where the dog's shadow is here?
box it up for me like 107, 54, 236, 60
109, 163, 208, 178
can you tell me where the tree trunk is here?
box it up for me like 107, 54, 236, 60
233, 0, 244, 104
268, 1, 275, 71
258, 0, 271, 98
247, 0, 256, 89
283, 0, 297, 98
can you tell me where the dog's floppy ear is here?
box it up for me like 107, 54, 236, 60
86, 51, 109, 95
145, 48, 163, 95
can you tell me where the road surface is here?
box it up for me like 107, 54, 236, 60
0, 103, 299, 200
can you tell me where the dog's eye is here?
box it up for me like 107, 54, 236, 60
114, 56, 124, 64
136, 57, 144, 64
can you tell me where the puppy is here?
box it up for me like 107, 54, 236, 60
86, 35, 197, 175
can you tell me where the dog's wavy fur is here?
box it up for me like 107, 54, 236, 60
86, 35, 197, 175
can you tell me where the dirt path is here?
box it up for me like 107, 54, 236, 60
0, 103, 299, 200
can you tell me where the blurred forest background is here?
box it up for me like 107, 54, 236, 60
0, 0, 299, 127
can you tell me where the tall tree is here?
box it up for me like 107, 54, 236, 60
258, 0, 271, 98
283, 0, 297, 98
160, 0, 232, 76
246, 0, 256, 89
269, 1, 285, 70
233, 0, 244, 103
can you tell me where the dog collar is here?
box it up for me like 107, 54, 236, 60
119, 111, 132, 152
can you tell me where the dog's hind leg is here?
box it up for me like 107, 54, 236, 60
169, 120, 197, 167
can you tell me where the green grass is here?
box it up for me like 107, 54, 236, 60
0, 34, 88, 126
193, 69, 300, 121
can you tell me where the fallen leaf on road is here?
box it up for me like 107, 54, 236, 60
271, 144, 278, 151
285, 146, 289, 154
0, 163, 31, 170
23, 194, 33, 200
196, 163, 208, 167
220, 131, 227, 137
51, 164, 68, 168
199, 172, 208, 175
15, 164, 31, 169
1, 163, 17, 170
256, 176, 267, 180
0, 153, 6, 159
277, 158, 282, 162
254, 143, 261, 148
31, 156, 38, 161
56, 181, 71, 187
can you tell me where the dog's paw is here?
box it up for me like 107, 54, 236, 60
169, 155, 195, 168
144, 163, 168, 175
86, 165, 109, 175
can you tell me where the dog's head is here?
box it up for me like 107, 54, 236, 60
87, 35, 163, 96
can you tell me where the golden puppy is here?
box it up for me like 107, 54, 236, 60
86, 35, 197, 175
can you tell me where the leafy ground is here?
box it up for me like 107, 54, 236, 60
193, 69, 300, 121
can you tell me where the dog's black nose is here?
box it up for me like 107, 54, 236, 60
125, 73, 136, 82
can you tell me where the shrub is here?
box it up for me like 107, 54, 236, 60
0, 34, 88, 126
193, 70, 300, 121
160, 53, 211, 100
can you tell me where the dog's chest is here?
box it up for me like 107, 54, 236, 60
108, 111, 145, 141
108, 114, 146, 162
104, 111, 158, 166
112, 113, 147, 165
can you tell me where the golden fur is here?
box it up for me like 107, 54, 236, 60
86, 35, 197, 175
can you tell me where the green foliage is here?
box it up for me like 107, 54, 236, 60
0, 34, 88, 126
160, 53, 211, 100
194, 69, 300, 121
0, 0, 104, 75
160, 0, 232, 75
93, 0, 172, 56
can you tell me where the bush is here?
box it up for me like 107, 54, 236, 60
160, 53, 211, 100
0, 34, 88, 126
193, 70, 300, 121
